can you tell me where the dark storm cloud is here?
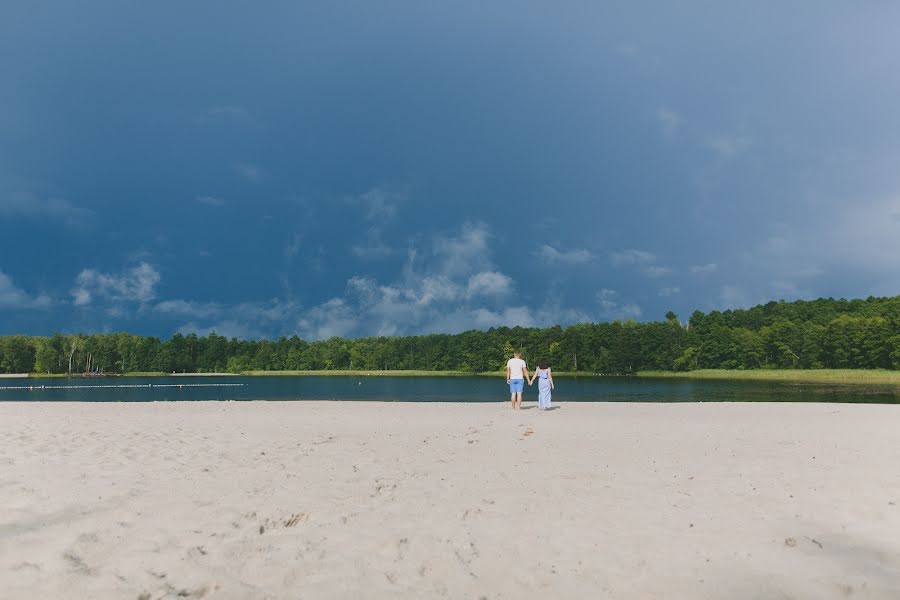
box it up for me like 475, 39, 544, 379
2, 2, 899, 337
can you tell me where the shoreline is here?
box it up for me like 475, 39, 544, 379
6, 368, 900, 385
638, 368, 900, 385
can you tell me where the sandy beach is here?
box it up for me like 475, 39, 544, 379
1, 401, 898, 599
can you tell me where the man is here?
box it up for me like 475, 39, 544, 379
505, 350, 530, 410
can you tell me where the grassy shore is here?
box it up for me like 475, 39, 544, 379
637, 369, 900, 385
16, 372, 171, 378
19, 370, 588, 379
242, 369, 478, 377
241, 369, 588, 377
19, 370, 477, 378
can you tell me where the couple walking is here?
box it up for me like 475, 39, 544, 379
505, 350, 554, 410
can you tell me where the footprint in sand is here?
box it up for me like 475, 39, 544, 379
256, 512, 310, 533
372, 480, 398, 497
396, 537, 409, 560
62, 551, 92, 575
452, 539, 480, 569
462, 507, 483, 520
284, 513, 308, 527
62, 532, 101, 575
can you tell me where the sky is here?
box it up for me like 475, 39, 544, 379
2, 2, 900, 340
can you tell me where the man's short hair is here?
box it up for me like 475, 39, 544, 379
513, 350, 521, 356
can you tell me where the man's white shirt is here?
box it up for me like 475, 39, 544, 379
507, 357, 527, 380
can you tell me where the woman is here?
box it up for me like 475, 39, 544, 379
529, 359, 554, 410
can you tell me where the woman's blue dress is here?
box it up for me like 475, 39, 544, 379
537, 368, 552, 409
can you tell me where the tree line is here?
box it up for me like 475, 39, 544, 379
2, 295, 899, 375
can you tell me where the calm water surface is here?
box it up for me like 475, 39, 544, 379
0, 375, 898, 403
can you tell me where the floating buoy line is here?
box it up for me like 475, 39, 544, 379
0, 383, 246, 391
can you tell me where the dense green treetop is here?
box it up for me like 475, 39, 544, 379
2, 296, 899, 374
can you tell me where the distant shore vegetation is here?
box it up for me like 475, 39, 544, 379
1, 296, 899, 376
637, 369, 900, 385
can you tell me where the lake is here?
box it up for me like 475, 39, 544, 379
0, 375, 898, 403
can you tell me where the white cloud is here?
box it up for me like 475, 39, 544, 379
596, 289, 642, 321
156, 222, 604, 340
611, 303, 641, 320
300, 224, 524, 338
690, 263, 718, 274
530, 297, 594, 328
535, 244, 593, 265
0, 270, 51, 309
433, 222, 492, 278
657, 107, 683, 138
305, 244, 328, 273
155, 299, 222, 319
0, 192, 94, 228
196, 195, 225, 207
164, 299, 296, 339
71, 287, 91, 306
296, 298, 359, 340
415, 276, 461, 305
346, 279, 423, 336
345, 275, 461, 335
466, 271, 513, 298
425, 306, 535, 334
353, 188, 403, 222
347, 189, 406, 260
234, 300, 295, 323
284, 233, 303, 259
347, 276, 392, 304
596, 289, 615, 303
234, 162, 264, 182
71, 262, 160, 306
642, 265, 672, 278
610, 249, 671, 277
658, 286, 680, 297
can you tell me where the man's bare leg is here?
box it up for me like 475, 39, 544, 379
516, 392, 522, 410
510, 392, 516, 409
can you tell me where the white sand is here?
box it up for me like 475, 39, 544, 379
1, 401, 898, 599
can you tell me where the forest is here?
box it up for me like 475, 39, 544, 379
2, 296, 899, 375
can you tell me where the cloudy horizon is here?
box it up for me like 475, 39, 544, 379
2, 3, 899, 339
